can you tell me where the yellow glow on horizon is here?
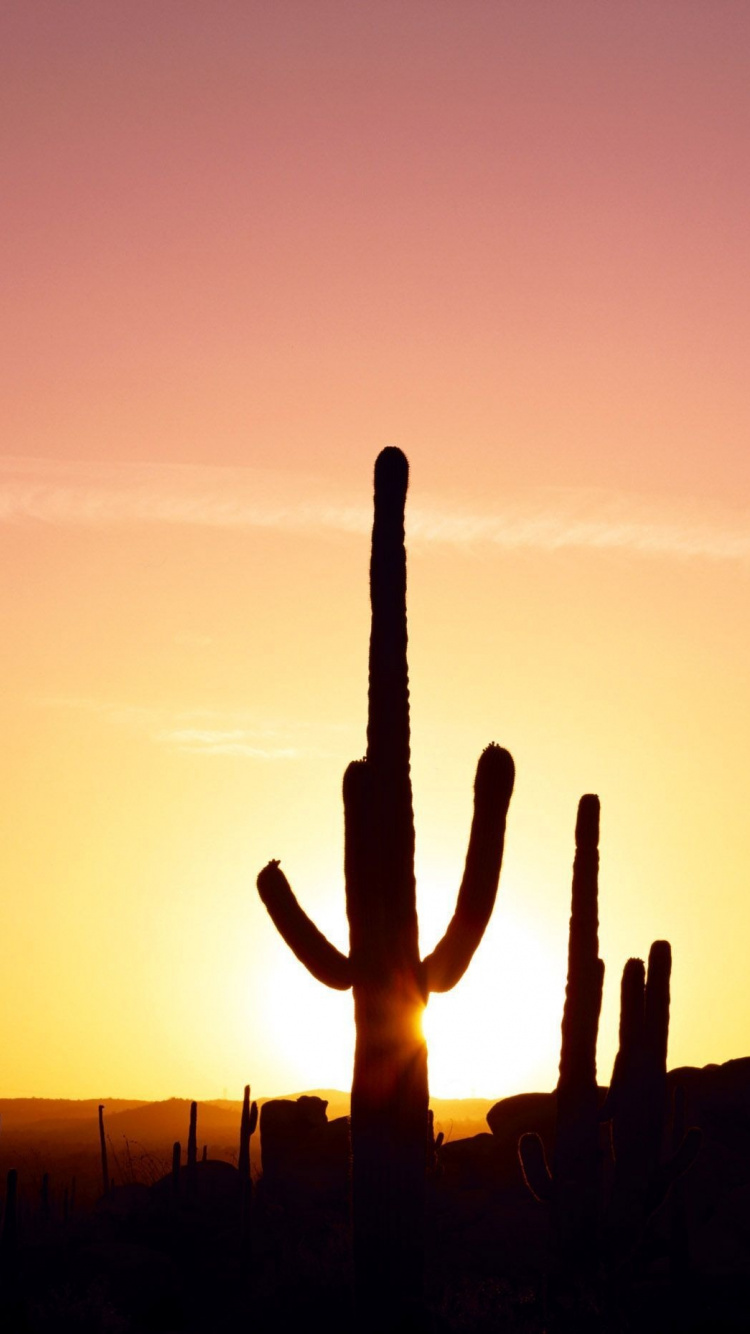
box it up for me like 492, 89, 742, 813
2, 3, 750, 1102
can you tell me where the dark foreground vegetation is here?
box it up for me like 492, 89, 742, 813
1, 1063, 750, 1333
3, 450, 747, 1330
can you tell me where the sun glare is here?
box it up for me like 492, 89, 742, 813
423, 908, 564, 1100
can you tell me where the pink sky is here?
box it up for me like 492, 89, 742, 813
1, 2, 749, 1099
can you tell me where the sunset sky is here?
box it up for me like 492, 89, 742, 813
2, 1, 749, 1102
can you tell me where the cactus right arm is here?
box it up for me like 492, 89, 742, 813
421, 744, 515, 994
257, 861, 353, 990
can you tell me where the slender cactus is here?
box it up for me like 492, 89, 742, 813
257, 448, 515, 1328
238, 1084, 258, 1244
187, 1102, 198, 1197
238, 1085, 252, 1182
98, 1105, 109, 1199
519, 797, 604, 1324
603, 943, 701, 1255
519, 834, 701, 1328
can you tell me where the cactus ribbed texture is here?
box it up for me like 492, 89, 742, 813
257, 448, 515, 1328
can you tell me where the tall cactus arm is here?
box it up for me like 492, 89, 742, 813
644, 939, 671, 1066
558, 794, 604, 1090
367, 446, 410, 778
421, 744, 515, 994
257, 860, 353, 990
600, 956, 646, 1119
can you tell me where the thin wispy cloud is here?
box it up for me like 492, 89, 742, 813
3, 455, 750, 564
35, 696, 341, 759
157, 728, 299, 759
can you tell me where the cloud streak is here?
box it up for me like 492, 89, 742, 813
35, 696, 336, 759
3, 455, 750, 564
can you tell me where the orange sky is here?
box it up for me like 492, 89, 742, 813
1, 2, 749, 1101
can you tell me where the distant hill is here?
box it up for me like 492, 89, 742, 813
6, 1063, 747, 1162
0, 1097, 148, 1130
0, 1089, 498, 1151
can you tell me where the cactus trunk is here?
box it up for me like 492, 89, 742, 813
257, 450, 514, 1330
553, 795, 604, 1268
347, 449, 427, 1327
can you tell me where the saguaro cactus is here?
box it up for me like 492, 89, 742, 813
519, 797, 604, 1266
602, 942, 701, 1256
238, 1084, 258, 1243
187, 1101, 198, 1197
258, 448, 515, 1327
519, 819, 700, 1328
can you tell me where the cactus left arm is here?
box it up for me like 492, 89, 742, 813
422, 744, 515, 994
257, 861, 353, 990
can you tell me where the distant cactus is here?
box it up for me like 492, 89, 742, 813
171, 1141, 181, 1199
238, 1084, 258, 1182
98, 1105, 109, 1199
238, 1084, 258, 1243
601, 943, 701, 1258
519, 805, 700, 1325
258, 449, 515, 1328
519, 795, 603, 1275
187, 1102, 197, 1197
427, 1110, 444, 1180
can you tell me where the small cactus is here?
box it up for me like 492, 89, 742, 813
238, 1084, 259, 1243
171, 1142, 181, 1199
187, 1102, 198, 1197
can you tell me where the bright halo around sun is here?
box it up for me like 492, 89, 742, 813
422, 906, 565, 1100
262, 943, 355, 1093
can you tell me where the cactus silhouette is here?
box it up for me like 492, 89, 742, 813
601, 942, 701, 1256
238, 1084, 258, 1183
238, 1084, 258, 1243
519, 808, 700, 1328
257, 448, 514, 1328
187, 1101, 198, 1197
